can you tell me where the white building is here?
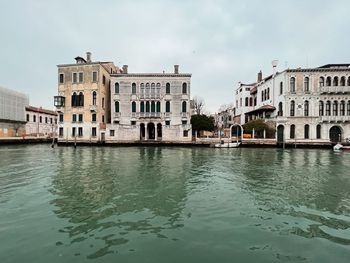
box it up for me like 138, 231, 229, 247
25, 106, 57, 137
234, 64, 350, 145
107, 65, 192, 143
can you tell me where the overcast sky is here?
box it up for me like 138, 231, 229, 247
1, 0, 350, 112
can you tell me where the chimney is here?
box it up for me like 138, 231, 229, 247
257, 70, 262, 82
174, 65, 179, 74
122, 65, 128, 74
86, 52, 92, 63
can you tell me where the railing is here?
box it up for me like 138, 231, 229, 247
164, 112, 172, 118
181, 112, 188, 118
139, 112, 161, 118
114, 112, 121, 118
89, 105, 97, 112
320, 116, 350, 122
320, 86, 350, 94
140, 93, 161, 99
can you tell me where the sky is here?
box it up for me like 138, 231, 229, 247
1, 0, 350, 113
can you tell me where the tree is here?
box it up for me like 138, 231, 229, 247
191, 96, 205, 115
191, 114, 214, 132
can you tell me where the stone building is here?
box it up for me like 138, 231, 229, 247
54, 52, 119, 143
234, 64, 350, 145
0, 86, 29, 137
25, 106, 57, 137
106, 65, 192, 143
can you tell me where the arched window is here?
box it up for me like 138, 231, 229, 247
165, 101, 171, 112
290, 77, 296, 93
280, 82, 283, 95
347, 77, 350, 86
71, 92, 77, 107
319, 77, 325, 87
249, 97, 253, 107
132, 83, 136, 94
304, 124, 309, 139
140, 101, 145, 112
156, 83, 161, 95
151, 83, 155, 95
316, 124, 321, 139
132, 101, 136, 113
115, 82, 119, 94
146, 101, 150, 112
140, 83, 145, 95
182, 83, 187, 94
182, 101, 187, 112
267, 88, 270, 100
304, 100, 309, 116
78, 92, 84, 106
326, 77, 331, 86
166, 83, 170, 94
347, 101, 350, 115
245, 97, 248, 107
340, 101, 345, 116
146, 83, 150, 94
333, 76, 339, 86
290, 100, 295, 116
115, 101, 119, 112
333, 101, 338, 116
278, 102, 283, 116
319, 101, 324, 116
326, 101, 331, 116
261, 90, 264, 101
156, 101, 161, 112
340, 77, 345, 86
290, 124, 295, 139
304, 77, 310, 92
92, 91, 97, 105
151, 101, 155, 112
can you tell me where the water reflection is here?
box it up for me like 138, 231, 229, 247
50, 147, 192, 258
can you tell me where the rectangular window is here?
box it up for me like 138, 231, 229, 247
92, 71, 98, 82
72, 127, 76, 137
73, 72, 77, 83
59, 113, 64, 122
102, 115, 105, 123
183, 130, 188, 137
72, 114, 76, 122
45, 117, 48, 123
39, 116, 42, 123
92, 127, 97, 137
78, 127, 83, 137
33, 115, 36, 122
103, 75, 106, 85
78, 72, 84, 83
59, 127, 63, 137
59, 73, 64, 84
26, 114, 30, 122
110, 130, 115, 136
182, 120, 187, 124
92, 113, 96, 122
50, 118, 53, 124
165, 120, 170, 126
131, 121, 136, 125
78, 114, 83, 122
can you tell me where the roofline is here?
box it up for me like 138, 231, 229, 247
25, 106, 57, 116
111, 73, 192, 77
57, 61, 114, 67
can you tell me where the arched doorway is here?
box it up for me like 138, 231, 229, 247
140, 123, 145, 140
329, 126, 342, 143
230, 124, 242, 140
147, 123, 155, 140
157, 123, 162, 140
277, 125, 284, 143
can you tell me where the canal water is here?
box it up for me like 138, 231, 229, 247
0, 145, 350, 262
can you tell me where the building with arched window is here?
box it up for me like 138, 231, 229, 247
108, 65, 192, 143
234, 63, 350, 146
55, 52, 120, 143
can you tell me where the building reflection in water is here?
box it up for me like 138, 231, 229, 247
50, 147, 193, 258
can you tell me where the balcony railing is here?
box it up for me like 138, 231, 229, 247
320, 116, 350, 122
114, 112, 121, 118
181, 112, 188, 118
139, 112, 161, 118
140, 93, 161, 99
320, 86, 350, 94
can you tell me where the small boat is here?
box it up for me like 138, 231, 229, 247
333, 143, 350, 151
214, 142, 241, 148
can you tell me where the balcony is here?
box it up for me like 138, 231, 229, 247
320, 116, 350, 123
140, 93, 161, 99
164, 112, 172, 118
89, 105, 97, 112
320, 86, 350, 94
139, 112, 161, 118
181, 112, 188, 118
182, 124, 192, 131
114, 112, 121, 119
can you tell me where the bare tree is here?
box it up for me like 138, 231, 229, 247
218, 102, 234, 113
191, 96, 205, 115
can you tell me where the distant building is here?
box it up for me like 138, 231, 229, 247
234, 64, 350, 144
0, 86, 29, 137
107, 65, 192, 142
54, 52, 119, 142
25, 106, 57, 137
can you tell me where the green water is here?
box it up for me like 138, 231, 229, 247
0, 145, 350, 262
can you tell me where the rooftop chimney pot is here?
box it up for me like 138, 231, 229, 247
122, 65, 128, 74
86, 52, 92, 63
174, 65, 179, 74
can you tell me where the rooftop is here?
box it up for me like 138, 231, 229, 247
26, 106, 57, 116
